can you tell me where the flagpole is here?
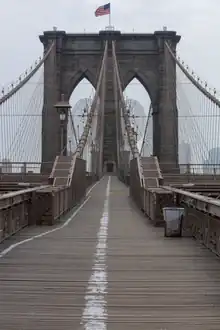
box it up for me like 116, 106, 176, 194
109, 2, 111, 27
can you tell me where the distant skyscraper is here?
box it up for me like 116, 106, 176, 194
208, 148, 220, 163
71, 97, 148, 153
20, 163, 26, 173
127, 99, 146, 143
203, 147, 220, 174
126, 99, 153, 155
203, 159, 210, 174
179, 141, 191, 173
1, 158, 12, 173
70, 98, 92, 144
70, 97, 151, 160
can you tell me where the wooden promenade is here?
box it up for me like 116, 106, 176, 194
1, 176, 220, 329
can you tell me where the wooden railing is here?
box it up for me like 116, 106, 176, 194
130, 169, 220, 256
0, 186, 48, 243
0, 156, 98, 243
38, 158, 89, 225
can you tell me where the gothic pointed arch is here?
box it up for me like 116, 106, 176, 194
124, 76, 152, 149
69, 76, 95, 142
67, 69, 97, 100
122, 69, 157, 105
40, 30, 180, 169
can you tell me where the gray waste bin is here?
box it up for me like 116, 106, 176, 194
163, 207, 185, 237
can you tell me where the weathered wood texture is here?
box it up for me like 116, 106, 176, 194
0, 187, 48, 243
1, 177, 220, 329
183, 207, 220, 256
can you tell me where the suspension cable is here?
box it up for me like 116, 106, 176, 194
75, 41, 108, 157
0, 42, 54, 105
165, 42, 220, 107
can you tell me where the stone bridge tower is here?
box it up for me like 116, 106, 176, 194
40, 29, 180, 172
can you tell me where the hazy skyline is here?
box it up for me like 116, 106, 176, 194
0, 0, 220, 168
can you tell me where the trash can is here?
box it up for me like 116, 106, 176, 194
163, 207, 185, 237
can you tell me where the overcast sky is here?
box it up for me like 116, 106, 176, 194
0, 0, 219, 87
1, 0, 220, 124
0, 0, 219, 163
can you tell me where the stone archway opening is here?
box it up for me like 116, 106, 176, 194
70, 78, 95, 171
106, 162, 114, 173
124, 77, 152, 155
104, 160, 116, 174
70, 78, 95, 141
41, 31, 180, 171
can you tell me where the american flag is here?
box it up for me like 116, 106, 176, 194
95, 3, 110, 17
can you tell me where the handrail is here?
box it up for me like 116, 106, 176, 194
0, 185, 49, 201
140, 104, 153, 156
67, 154, 77, 187
137, 156, 145, 189
69, 111, 78, 145
49, 156, 59, 179
163, 185, 220, 218
154, 156, 163, 180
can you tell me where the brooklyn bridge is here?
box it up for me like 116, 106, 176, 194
1, 27, 220, 329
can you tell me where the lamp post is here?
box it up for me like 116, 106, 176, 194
54, 94, 71, 156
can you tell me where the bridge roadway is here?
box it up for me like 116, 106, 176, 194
1, 176, 220, 329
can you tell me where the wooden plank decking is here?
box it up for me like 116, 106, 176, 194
1, 176, 220, 329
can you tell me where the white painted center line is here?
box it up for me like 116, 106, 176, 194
81, 176, 111, 330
